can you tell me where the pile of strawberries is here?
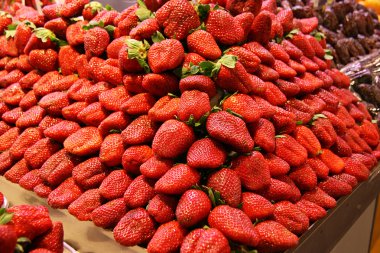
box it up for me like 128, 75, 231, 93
0, 200, 64, 253
0, 0, 380, 252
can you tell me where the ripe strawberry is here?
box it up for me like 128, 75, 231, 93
249, 10, 272, 45
186, 138, 226, 169
148, 95, 180, 122
187, 30, 221, 61
18, 169, 43, 190
64, 127, 103, 156
122, 73, 147, 94
176, 189, 211, 227
351, 153, 377, 170
92, 9, 118, 26
19, 90, 38, 111
32, 221, 64, 253
24, 138, 61, 169
272, 107, 297, 134
226, 46, 261, 73
264, 153, 290, 177
285, 98, 315, 124
105, 36, 125, 59
16, 54, 33, 72
289, 164, 318, 191
84, 27, 110, 59
311, 117, 337, 148
255, 65, 280, 82
8, 205, 53, 240
0, 151, 13, 174
296, 73, 323, 94
33, 71, 63, 97
147, 221, 187, 253
38, 116, 63, 132
241, 192, 274, 221
92, 198, 127, 228
39, 92, 70, 117
147, 39, 185, 73
206, 111, 254, 153
66, 79, 97, 103
121, 93, 156, 115
44, 17, 69, 39
98, 134, 124, 167
43, 120, 81, 143
47, 177, 83, 208
273, 201, 309, 235
255, 220, 299, 253
222, 94, 260, 123
29, 249, 55, 253
14, 22, 33, 55
98, 111, 130, 136
124, 175, 155, 208
75, 54, 91, 79
142, 73, 179, 97
122, 115, 158, 145
331, 134, 353, 157
276, 8, 293, 33
72, 157, 106, 189
33, 183, 54, 198
280, 39, 303, 60
1, 83, 25, 106
0, 69, 24, 88
10, 127, 43, 161
58, 45, 80, 76
294, 17, 318, 34
216, 61, 255, 94
99, 62, 123, 86
321, 110, 347, 135
0, 224, 17, 253
343, 158, 370, 182
301, 187, 337, 209
118, 43, 144, 73
77, 102, 108, 127
275, 134, 307, 167
318, 177, 352, 199
59, 0, 89, 18
343, 129, 371, 153
2, 107, 23, 125
315, 89, 339, 113
4, 159, 30, 183
0, 121, 10, 136
99, 170, 133, 200
14, 106, 44, 129
314, 70, 333, 88
290, 33, 315, 58
206, 9, 244, 45
208, 205, 259, 247
267, 42, 290, 63
294, 125, 322, 156
122, 145, 153, 175
182, 52, 206, 70
332, 173, 358, 188
129, 18, 159, 40
155, 164, 200, 195
330, 87, 357, 107
181, 227, 230, 253
98, 86, 129, 112
248, 118, 275, 153
177, 90, 210, 122
29, 49, 58, 72
358, 120, 380, 148
147, 194, 177, 224
140, 156, 173, 179
39, 149, 80, 186
0, 102, 9, 118
299, 56, 319, 72
114, 208, 156, 247
295, 199, 326, 222
307, 157, 329, 180
288, 59, 306, 75
68, 188, 102, 221
319, 149, 345, 174
116, 6, 139, 36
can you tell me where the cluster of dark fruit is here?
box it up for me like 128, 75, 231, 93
279, 0, 380, 67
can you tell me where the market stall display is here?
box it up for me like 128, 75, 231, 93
0, 0, 379, 252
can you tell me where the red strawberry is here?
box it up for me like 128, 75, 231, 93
332, 173, 358, 188
232, 152, 270, 191
243, 42, 274, 65
121, 93, 156, 115
99, 61, 123, 86
68, 188, 102, 221
222, 94, 260, 123
285, 98, 315, 124
265, 153, 290, 177
273, 59, 297, 79
0, 121, 10, 136
29, 49, 58, 72
216, 61, 255, 94
289, 164, 318, 191
343, 158, 370, 182
116, 7, 139, 36
13, 22, 33, 54
343, 129, 371, 153
44, 17, 69, 39
276, 8, 293, 32
0, 102, 9, 118
130, 18, 160, 40
226, 46, 261, 73
295, 199, 326, 222
64, 127, 103, 156
39, 92, 70, 117
331, 136, 353, 157
206, 9, 244, 45
208, 205, 259, 247
249, 118, 275, 153
43, 120, 81, 143
267, 42, 290, 63
281, 39, 303, 60
19, 169, 43, 190
10, 127, 43, 161
255, 64, 279, 82
272, 107, 297, 134
84, 27, 110, 59
307, 157, 329, 180
24, 138, 60, 169
273, 201, 309, 235
7, 205, 52, 240
147, 39, 185, 73
4, 159, 30, 183
38, 116, 63, 132
98, 86, 130, 112
290, 33, 315, 58
294, 125, 322, 156
0, 151, 13, 174
351, 153, 377, 170
206, 111, 254, 153
92, 198, 127, 228
226, 0, 262, 15
122, 74, 147, 94
58, 45, 80, 76
319, 149, 345, 174
99, 170, 133, 200
255, 220, 298, 253
249, 10, 272, 45
318, 177, 352, 199
72, 157, 106, 189
98, 134, 124, 167
147, 221, 187, 253
177, 90, 210, 122
155, 164, 200, 195
142, 73, 179, 97
33, 184, 53, 198
296, 73, 323, 94
288, 59, 306, 75
75, 54, 91, 79
59, 0, 89, 18
187, 138, 226, 170
77, 102, 108, 127
19, 90, 38, 111
106, 36, 126, 59
118, 43, 144, 73
275, 134, 307, 167
176, 189, 211, 227
320, 111, 346, 135
92, 9, 118, 26
148, 95, 180, 122
1, 83, 25, 106
147, 194, 177, 224
140, 156, 173, 179
241, 192, 274, 221
181, 227, 230, 253
311, 116, 337, 148
122, 145, 153, 175
15, 106, 45, 129
301, 187, 337, 209
124, 175, 155, 208
33, 71, 63, 97
299, 56, 319, 72
187, 30, 221, 60
47, 177, 83, 208
122, 114, 157, 145
2, 107, 23, 125
32, 222, 64, 253
114, 208, 156, 247
0, 69, 24, 88
98, 111, 130, 136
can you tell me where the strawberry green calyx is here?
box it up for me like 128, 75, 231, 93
82, 20, 115, 35
84, 1, 104, 14
71, 16, 84, 22
275, 135, 286, 138
199, 54, 238, 77
226, 109, 243, 119
126, 39, 151, 73
34, 27, 68, 46
285, 28, 299, 39
312, 31, 326, 41
0, 208, 13, 225
5, 23, 17, 39
182, 62, 200, 78
195, 4, 210, 20
136, 0, 154, 21
16, 237, 32, 253
151, 31, 165, 43
0, 11, 12, 19
324, 49, 333, 60
309, 113, 328, 126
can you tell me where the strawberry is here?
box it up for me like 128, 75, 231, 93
307, 157, 329, 180
289, 33, 315, 58
272, 107, 297, 134
294, 125, 322, 156
155, 164, 200, 195
64, 127, 103, 156
249, 10, 272, 45
215, 61, 255, 94
140, 155, 174, 179
318, 177, 352, 199
98, 86, 129, 112
288, 59, 306, 75
147, 194, 177, 224
208, 205, 259, 247
18, 169, 44, 190
124, 175, 155, 208
222, 94, 260, 123
180, 227, 230, 253
226, 46, 261, 73
116, 7, 139, 36
301, 187, 337, 209
147, 221, 187, 253
29, 49, 58, 72
59, 0, 89, 18
99, 61, 123, 86
311, 116, 337, 148
183, 52, 206, 69
312, 56, 327, 70
92, 10, 118, 26
98, 111, 130, 136
241, 192, 274, 221
273, 201, 309, 235
248, 118, 275, 152
356, 102, 372, 121
122, 145, 153, 175
206, 111, 254, 153
118, 42, 145, 73
43, 120, 81, 143
295, 199, 326, 222
8, 205, 53, 240
0, 102, 10, 118
122, 115, 157, 146
276, 8, 293, 33
285, 99, 315, 124
177, 90, 210, 122
42, 4, 62, 20
187, 30, 221, 61
114, 208, 156, 247
19, 90, 38, 111
15, 106, 45, 129
358, 119, 379, 148
24, 138, 61, 170
289, 164, 318, 191
265, 153, 290, 177
152, 119, 195, 159
72, 157, 106, 189
331, 136, 353, 157
275, 134, 307, 167
176, 189, 211, 227
273, 59, 297, 79
130, 18, 160, 40
77, 102, 108, 127
105, 36, 126, 59
187, 138, 226, 170
66, 79, 97, 102
351, 153, 377, 170
33, 183, 54, 198
332, 173, 358, 188
255, 65, 279, 82
232, 151, 270, 191
17, 54, 34, 72
58, 45, 80, 76
267, 42, 290, 63
4, 159, 30, 183
319, 149, 345, 174
122, 74, 147, 94
33, 71, 63, 97
321, 110, 347, 135
148, 95, 180, 122
44, 17, 69, 39
29, 249, 55, 253
2, 107, 23, 125
299, 56, 319, 72
121, 93, 156, 115
38, 116, 63, 132
294, 17, 318, 34
10, 127, 43, 161
92, 198, 127, 228
142, 73, 179, 97
47, 177, 83, 208
0, 224, 17, 253
296, 74, 323, 94
0, 69, 24, 88
98, 134, 124, 167
329, 87, 357, 107
281, 40, 303, 60
0, 121, 10, 136
0, 11, 13, 34
147, 39, 185, 73
315, 70, 333, 88
1, 83, 25, 106
343, 158, 370, 182
156, 0, 200, 40
343, 129, 371, 153
84, 27, 110, 59
68, 188, 102, 221
277, 175, 302, 203
0, 151, 13, 174
99, 170, 133, 200
75, 54, 91, 79
39, 92, 70, 117
206, 9, 244, 45
32, 222, 64, 253
255, 220, 298, 253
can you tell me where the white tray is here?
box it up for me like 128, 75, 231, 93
1, 195, 9, 208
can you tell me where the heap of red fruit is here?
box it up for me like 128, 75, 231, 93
0, 201, 64, 253
0, 0, 379, 252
